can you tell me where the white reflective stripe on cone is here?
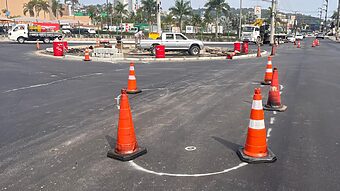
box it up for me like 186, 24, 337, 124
129, 75, 136, 80
252, 100, 263, 110
249, 119, 265, 130
268, 61, 272, 65
130, 66, 135, 71
266, 69, 273, 73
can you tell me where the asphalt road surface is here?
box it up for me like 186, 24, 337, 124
0, 39, 339, 190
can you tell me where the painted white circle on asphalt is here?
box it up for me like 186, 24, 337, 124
185, 146, 197, 151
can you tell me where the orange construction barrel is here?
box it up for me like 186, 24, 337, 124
234, 42, 241, 52
155, 45, 165, 58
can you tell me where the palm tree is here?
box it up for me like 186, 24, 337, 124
141, 0, 156, 27
205, 0, 230, 38
169, 0, 192, 32
87, 5, 99, 25
191, 13, 202, 33
203, 10, 213, 33
114, 2, 128, 36
38, 0, 50, 19
23, 1, 36, 17
51, 0, 64, 18
162, 14, 174, 31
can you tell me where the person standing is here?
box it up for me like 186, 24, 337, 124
134, 30, 144, 49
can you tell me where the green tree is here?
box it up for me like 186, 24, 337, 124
51, 0, 64, 18
191, 13, 202, 33
87, 5, 99, 25
141, 0, 156, 26
162, 14, 174, 31
38, 0, 50, 19
169, 0, 192, 32
205, 0, 230, 38
23, 0, 36, 17
114, 2, 128, 36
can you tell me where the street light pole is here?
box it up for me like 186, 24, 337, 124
238, 0, 242, 39
318, 8, 323, 32
270, 0, 276, 45
336, 0, 340, 40
156, 0, 161, 34
324, 0, 328, 33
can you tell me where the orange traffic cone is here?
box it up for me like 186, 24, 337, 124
127, 62, 142, 94
84, 48, 91, 61
297, 40, 301, 48
257, 46, 261, 57
264, 68, 287, 112
317, 39, 320, 46
312, 40, 316, 47
237, 88, 276, 163
107, 89, 147, 161
36, 40, 40, 50
261, 56, 273, 85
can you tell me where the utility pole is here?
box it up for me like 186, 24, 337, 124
324, 0, 328, 33
156, 0, 161, 34
293, 11, 298, 37
238, 0, 243, 39
318, 8, 323, 32
270, 0, 276, 45
336, 0, 340, 40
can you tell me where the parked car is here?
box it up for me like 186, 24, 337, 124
316, 33, 325, 39
140, 32, 204, 56
286, 35, 296, 43
295, 34, 304, 40
71, 28, 96, 37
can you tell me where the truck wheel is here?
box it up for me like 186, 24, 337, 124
189, 45, 200, 56
17, 37, 25, 44
43, 38, 50, 44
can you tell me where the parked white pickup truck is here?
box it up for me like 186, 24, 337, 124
140, 32, 204, 56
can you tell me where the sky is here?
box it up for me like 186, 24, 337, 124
81, 0, 338, 18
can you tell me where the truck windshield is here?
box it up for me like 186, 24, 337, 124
243, 27, 254, 32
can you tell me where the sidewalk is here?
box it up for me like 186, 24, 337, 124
326, 36, 340, 43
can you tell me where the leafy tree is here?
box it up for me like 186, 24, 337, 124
205, 0, 230, 38
51, 0, 64, 18
141, 0, 156, 26
38, 0, 50, 19
114, 2, 128, 36
191, 13, 202, 33
169, 0, 192, 32
162, 14, 174, 31
23, 0, 36, 17
87, 5, 99, 25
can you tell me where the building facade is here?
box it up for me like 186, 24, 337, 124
113, 0, 137, 13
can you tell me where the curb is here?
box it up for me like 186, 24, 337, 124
37, 49, 269, 63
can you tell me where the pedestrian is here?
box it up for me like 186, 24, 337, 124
134, 30, 144, 50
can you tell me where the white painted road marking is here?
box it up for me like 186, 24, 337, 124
129, 161, 248, 177
3, 73, 103, 93
185, 146, 197, 151
270, 117, 275, 124
273, 111, 277, 115
267, 128, 272, 138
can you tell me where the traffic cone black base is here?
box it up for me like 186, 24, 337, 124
107, 147, 147, 161
263, 104, 287, 112
126, 89, 142, 94
261, 81, 271, 85
83, 59, 91, 61
237, 147, 277, 164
